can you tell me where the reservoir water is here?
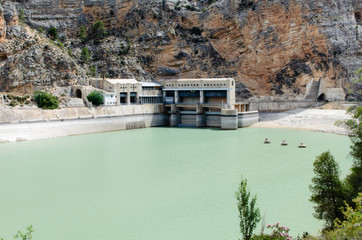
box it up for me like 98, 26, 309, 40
0, 127, 351, 240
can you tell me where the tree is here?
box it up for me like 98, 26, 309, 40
48, 27, 57, 39
87, 91, 104, 106
235, 175, 261, 240
81, 47, 90, 62
78, 26, 87, 40
19, 8, 25, 23
339, 106, 362, 199
309, 151, 346, 229
34, 91, 59, 109
91, 20, 107, 43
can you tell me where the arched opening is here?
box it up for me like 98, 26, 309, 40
317, 93, 326, 102
75, 89, 82, 98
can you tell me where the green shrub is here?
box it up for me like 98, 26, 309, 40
326, 193, 362, 239
48, 27, 58, 39
34, 91, 59, 109
119, 39, 132, 55
79, 26, 87, 40
87, 90, 104, 106
81, 47, 90, 62
19, 8, 25, 22
91, 20, 107, 43
38, 27, 44, 33
9, 100, 17, 107
89, 65, 96, 77
56, 39, 64, 50
68, 48, 73, 57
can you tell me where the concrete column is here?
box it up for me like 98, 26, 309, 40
170, 104, 178, 126
115, 84, 120, 106
175, 90, 179, 104
221, 109, 238, 130
163, 91, 166, 103
200, 90, 204, 104
227, 90, 230, 106
127, 84, 130, 105
196, 105, 205, 127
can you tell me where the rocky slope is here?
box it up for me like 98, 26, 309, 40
0, 0, 361, 99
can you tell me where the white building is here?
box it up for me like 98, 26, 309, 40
102, 92, 116, 106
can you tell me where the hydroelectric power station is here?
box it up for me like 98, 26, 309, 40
72, 78, 259, 130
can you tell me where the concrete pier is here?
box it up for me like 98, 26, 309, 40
221, 109, 238, 130
238, 111, 259, 127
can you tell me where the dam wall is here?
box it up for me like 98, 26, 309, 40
0, 104, 168, 128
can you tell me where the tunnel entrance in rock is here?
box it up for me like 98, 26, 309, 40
75, 89, 82, 98
355, 11, 361, 24
317, 93, 326, 102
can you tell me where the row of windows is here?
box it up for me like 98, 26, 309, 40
165, 83, 227, 87
109, 86, 138, 89
142, 86, 161, 90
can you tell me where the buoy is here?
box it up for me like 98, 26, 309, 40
281, 140, 288, 146
298, 142, 306, 148
264, 137, 270, 144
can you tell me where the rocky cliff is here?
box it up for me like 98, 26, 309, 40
0, 0, 361, 99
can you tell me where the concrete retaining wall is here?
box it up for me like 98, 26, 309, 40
238, 111, 259, 127
0, 104, 165, 123
249, 101, 319, 112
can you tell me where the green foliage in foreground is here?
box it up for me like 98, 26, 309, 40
338, 106, 362, 199
309, 151, 345, 229
0, 225, 33, 240
235, 175, 261, 240
87, 90, 104, 106
251, 223, 293, 240
34, 91, 59, 109
327, 193, 362, 240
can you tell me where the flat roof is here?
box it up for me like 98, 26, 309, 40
168, 78, 232, 82
106, 79, 139, 84
140, 82, 161, 87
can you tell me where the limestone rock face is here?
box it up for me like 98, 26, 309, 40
0, 0, 361, 99
0, 6, 6, 44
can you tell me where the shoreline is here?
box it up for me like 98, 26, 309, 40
0, 107, 351, 143
250, 108, 350, 135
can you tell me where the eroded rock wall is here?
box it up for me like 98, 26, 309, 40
0, 0, 361, 99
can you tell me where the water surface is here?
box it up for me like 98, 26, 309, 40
0, 127, 351, 240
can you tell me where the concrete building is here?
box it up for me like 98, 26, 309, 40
139, 82, 163, 104
102, 92, 116, 106
89, 78, 163, 105
162, 78, 258, 129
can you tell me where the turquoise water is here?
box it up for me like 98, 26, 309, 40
0, 127, 352, 240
